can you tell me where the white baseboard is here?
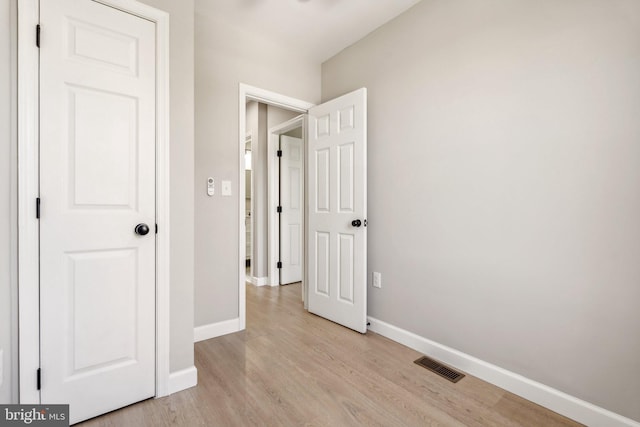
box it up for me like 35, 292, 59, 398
194, 318, 241, 343
367, 317, 640, 427
168, 366, 197, 395
251, 276, 268, 287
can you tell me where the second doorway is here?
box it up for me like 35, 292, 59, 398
245, 101, 305, 291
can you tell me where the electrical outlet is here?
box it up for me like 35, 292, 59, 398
0, 349, 3, 388
372, 272, 382, 288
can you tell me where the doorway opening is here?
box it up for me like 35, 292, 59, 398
268, 117, 305, 289
237, 85, 313, 329
243, 101, 304, 290
238, 84, 368, 334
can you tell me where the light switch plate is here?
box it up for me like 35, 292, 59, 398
222, 180, 232, 196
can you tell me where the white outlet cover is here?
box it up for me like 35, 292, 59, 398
373, 272, 382, 288
0, 349, 3, 387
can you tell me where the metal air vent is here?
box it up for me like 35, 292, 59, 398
414, 356, 465, 383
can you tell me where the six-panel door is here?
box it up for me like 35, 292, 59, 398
307, 88, 367, 333
280, 135, 304, 285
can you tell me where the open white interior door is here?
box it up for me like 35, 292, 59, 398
279, 135, 304, 285
307, 88, 367, 333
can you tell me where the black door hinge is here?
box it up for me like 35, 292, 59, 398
277, 261, 282, 269
36, 25, 41, 48
277, 150, 282, 157
155, 224, 158, 234
277, 206, 282, 213
37, 368, 41, 390
36, 198, 40, 219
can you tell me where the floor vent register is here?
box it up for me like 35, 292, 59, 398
414, 356, 465, 383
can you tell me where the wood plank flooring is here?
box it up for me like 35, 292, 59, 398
79, 283, 582, 426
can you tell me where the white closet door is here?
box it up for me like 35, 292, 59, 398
39, 0, 157, 423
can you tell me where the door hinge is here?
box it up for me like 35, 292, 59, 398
277, 261, 282, 269
155, 224, 158, 234
37, 368, 41, 390
277, 149, 282, 157
36, 197, 40, 219
277, 206, 282, 213
36, 25, 41, 48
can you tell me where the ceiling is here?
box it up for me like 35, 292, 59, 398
197, 0, 422, 63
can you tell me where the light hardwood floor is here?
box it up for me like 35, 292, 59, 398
80, 283, 582, 426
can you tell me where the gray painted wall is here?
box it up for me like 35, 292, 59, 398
0, 0, 17, 405
0, 0, 195, 402
283, 127, 303, 139
322, 0, 640, 421
137, 0, 196, 375
266, 106, 301, 136
194, 1, 320, 327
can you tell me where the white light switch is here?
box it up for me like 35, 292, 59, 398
222, 180, 232, 196
207, 177, 214, 196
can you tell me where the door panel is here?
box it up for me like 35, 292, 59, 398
315, 149, 330, 211
280, 135, 303, 284
315, 232, 330, 296
70, 86, 138, 207
39, 0, 156, 423
338, 233, 354, 303
307, 88, 367, 333
338, 143, 354, 212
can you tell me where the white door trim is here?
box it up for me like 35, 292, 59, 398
18, 0, 172, 402
267, 116, 305, 287
238, 84, 314, 329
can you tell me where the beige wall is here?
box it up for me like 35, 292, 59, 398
322, 0, 640, 421
0, 0, 17, 405
194, 1, 320, 327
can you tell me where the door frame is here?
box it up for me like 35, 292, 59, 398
238, 84, 313, 329
18, 0, 171, 402
267, 116, 305, 288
